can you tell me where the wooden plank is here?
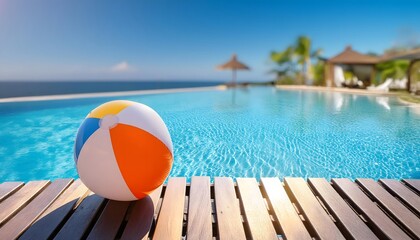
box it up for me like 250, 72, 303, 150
402, 179, 420, 194
380, 179, 420, 215
261, 178, 311, 240
0, 182, 24, 202
0, 179, 72, 239
86, 200, 130, 240
236, 178, 277, 240
54, 193, 106, 240
121, 186, 163, 240
142, 185, 163, 240
285, 177, 345, 240
332, 178, 411, 240
20, 179, 89, 240
356, 178, 420, 237
187, 176, 212, 240
214, 177, 246, 240
150, 185, 163, 219
153, 177, 186, 240
0, 180, 49, 225
308, 178, 378, 240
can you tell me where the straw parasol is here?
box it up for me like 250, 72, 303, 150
217, 54, 250, 85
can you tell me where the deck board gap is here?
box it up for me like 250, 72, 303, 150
314, 194, 338, 223
330, 182, 384, 238
181, 182, 191, 239
378, 180, 420, 217
263, 204, 284, 235
283, 183, 308, 223
159, 185, 166, 198
342, 197, 363, 216
0, 182, 24, 202
211, 215, 218, 238
0, 180, 50, 226
402, 180, 420, 194
359, 214, 368, 222
314, 195, 334, 219
372, 199, 403, 223
234, 184, 240, 198
155, 197, 163, 219
299, 217, 317, 238
292, 202, 301, 214
240, 214, 245, 223
73, 189, 92, 209
114, 219, 129, 240
182, 194, 188, 237
402, 181, 420, 196
299, 214, 306, 221
373, 200, 416, 238
80, 198, 108, 240
237, 198, 246, 216
114, 201, 141, 240
259, 182, 284, 236
236, 179, 266, 239
211, 199, 215, 214
122, 201, 136, 222
144, 214, 158, 240
241, 217, 252, 240
184, 195, 189, 215
47, 195, 90, 240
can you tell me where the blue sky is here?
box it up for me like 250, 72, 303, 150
0, 0, 419, 81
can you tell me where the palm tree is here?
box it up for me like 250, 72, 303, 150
294, 36, 311, 84
376, 60, 409, 82
270, 46, 295, 80
270, 36, 322, 85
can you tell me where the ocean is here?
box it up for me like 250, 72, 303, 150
0, 81, 223, 98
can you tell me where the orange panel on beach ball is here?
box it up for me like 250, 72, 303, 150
110, 124, 173, 199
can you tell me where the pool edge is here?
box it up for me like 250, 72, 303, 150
0, 85, 227, 103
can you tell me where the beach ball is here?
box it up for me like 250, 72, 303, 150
74, 100, 173, 201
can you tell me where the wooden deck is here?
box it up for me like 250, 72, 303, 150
0, 177, 419, 239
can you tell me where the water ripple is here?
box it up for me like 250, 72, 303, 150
0, 87, 419, 182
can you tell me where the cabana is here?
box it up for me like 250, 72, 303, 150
325, 46, 380, 87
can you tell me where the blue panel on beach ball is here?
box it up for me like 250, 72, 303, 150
74, 117, 100, 163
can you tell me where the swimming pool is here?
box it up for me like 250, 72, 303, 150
0, 87, 419, 182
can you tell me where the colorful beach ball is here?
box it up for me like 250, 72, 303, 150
74, 100, 173, 201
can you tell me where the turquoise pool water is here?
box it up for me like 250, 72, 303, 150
0, 87, 419, 182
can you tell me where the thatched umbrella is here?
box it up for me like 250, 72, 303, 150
217, 54, 250, 86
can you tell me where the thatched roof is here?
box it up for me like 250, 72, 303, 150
381, 48, 420, 61
217, 54, 250, 70
328, 46, 379, 64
